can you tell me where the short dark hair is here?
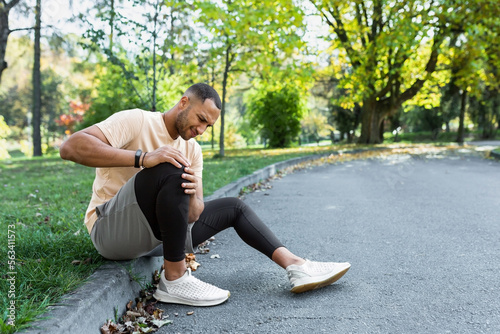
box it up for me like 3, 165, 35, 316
185, 83, 222, 110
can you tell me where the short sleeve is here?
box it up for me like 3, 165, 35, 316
190, 142, 203, 179
95, 109, 144, 148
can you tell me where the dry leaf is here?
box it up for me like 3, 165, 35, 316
185, 253, 201, 271
102, 287, 172, 334
71, 257, 92, 266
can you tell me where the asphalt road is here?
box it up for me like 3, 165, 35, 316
156, 151, 500, 334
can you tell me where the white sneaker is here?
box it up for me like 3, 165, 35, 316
286, 260, 351, 293
153, 268, 230, 306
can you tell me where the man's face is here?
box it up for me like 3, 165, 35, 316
175, 97, 220, 140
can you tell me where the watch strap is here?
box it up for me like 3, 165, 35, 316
134, 149, 142, 168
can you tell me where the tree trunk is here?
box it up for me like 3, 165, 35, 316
219, 71, 227, 157
219, 42, 231, 157
0, 0, 22, 85
109, 0, 115, 53
32, 0, 42, 156
0, 8, 9, 85
151, 0, 159, 112
456, 90, 467, 144
358, 99, 384, 144
210, 65, 215, 150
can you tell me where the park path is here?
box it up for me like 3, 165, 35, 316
156, 150, 500, 334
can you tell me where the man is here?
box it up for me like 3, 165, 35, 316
60, 83, 350, 307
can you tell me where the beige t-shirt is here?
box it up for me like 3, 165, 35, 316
84, 108, 203, 233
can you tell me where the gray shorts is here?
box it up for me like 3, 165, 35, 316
90, 173, 194, 260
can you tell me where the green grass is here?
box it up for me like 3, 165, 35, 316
0, 144, 348, 333
0, 155, 104, 333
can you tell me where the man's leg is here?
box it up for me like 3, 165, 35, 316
191, 197, 305, 268
191, 197, 351, 293
135, 163, 230, 306
135, 163, 191, 280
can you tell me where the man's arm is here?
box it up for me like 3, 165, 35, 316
59, 125, 136, 167
60, 125, 192, 168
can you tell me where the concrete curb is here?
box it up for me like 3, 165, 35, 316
21, 257, 163, 334
21, 152, 334, 334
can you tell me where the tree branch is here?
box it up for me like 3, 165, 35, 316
355, 3, 367, 48
398, 31, 444, 103
10, 27, 34, 32
6, 0, 22, 11
311, 1, 361, 67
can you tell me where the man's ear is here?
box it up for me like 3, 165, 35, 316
180, 95, 190, 109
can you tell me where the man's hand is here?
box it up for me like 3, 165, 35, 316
181, 167, 199, 195
143, 145, 191, 169
182, 167, 204, 223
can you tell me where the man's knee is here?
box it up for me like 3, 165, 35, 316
220, 197, 248, 213
147, 162, 185, 176
138, 162, 185, 186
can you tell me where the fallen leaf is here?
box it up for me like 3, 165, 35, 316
126, 300, 133, 311
150, 319, 172, 328
185, 253, 201, 271
71, 257, 92, 266
126, 311, 142, 318
145, 302, 157, 315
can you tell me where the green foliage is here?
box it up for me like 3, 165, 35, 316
79, 55, 188, 129
468, 88, 500, 139
311, 0, 467, 143
195, 0, 308, 155
402, 106, 443, 140
0, 85, 30, 130
247, 86, 304, 148
301, 110, 333, 144
79, 62, 142, 128
0, 116, 11, 160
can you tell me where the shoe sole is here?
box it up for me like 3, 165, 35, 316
153, 290, 230, 307
291, 265, 351, 294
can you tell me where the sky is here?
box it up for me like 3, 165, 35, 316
11, 0, 84, 35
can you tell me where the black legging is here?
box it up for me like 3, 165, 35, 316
134, 163, 284, 262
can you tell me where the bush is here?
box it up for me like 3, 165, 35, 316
247, 86, 304, 148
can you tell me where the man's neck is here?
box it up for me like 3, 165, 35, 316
163, 109, 179, 140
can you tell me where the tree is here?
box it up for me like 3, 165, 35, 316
247, 85, 304, 148
0, 0, 23, 84
439, 0, 500, 143
32, 0, 41, 155
311, 0, 464, 144
79, 0, 198, 115
196, 0, 305, 156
